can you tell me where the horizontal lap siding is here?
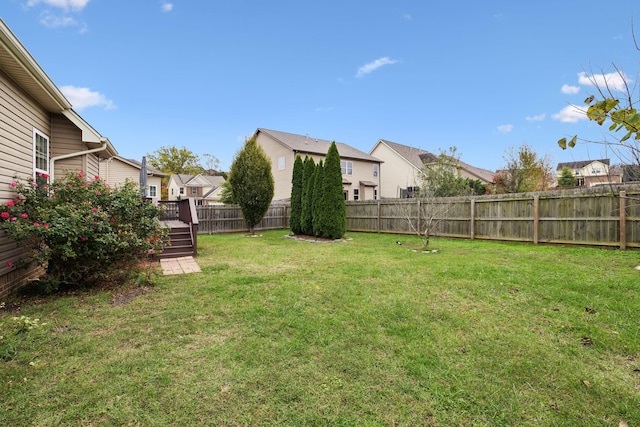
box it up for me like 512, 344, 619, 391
0, 69, 51, 296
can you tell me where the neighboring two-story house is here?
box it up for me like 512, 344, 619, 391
0, 19, 118, 297
167, 174, 226, 205
556, 159, 622, 188
99, 156, 166, 203
370, 139, 495, 198
254, 128, 382, 201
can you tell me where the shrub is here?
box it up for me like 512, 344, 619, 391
0, 171, 166, 288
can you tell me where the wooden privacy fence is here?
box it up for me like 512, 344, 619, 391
196, 204, 289, 234
193, 185, 639, 249
346, 187, 640, 249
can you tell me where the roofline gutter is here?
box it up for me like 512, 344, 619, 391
49, 140, 108, 182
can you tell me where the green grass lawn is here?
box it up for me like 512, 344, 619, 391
1, 231, 639, 426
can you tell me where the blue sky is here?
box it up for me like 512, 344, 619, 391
3, 0, 639, 172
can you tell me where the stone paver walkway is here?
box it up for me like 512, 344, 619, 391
160, 256, 201, 275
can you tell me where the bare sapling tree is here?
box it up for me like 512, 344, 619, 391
392, 147, 470, 249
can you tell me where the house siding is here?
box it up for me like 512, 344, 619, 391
99, 158, 163, 202
370, 142, 421, 199
0, 68, 51, 297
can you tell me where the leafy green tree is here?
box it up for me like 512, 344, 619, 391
289, 155, 304, 234
0, 171, 165, 289
318, 142, 346, 239
300, 156, 316, 235
421, 147, 478, 197
147, 145, 205, 199
557, 167, 578, 187
217, 180, 235, 204
494, 144, 554, 193
312, 160, 325, 236
228, 136, 274, 235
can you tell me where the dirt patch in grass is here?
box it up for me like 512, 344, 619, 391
111, 286, 154, 307
285, 234, 352, 243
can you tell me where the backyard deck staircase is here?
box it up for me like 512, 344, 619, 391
157, 199, 199, 259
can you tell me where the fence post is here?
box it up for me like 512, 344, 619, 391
377, 201, 381, 233
416, 199, 421, 235
620, 191, 627, 250
533, 195, 539, 245
470, 199, 475, 240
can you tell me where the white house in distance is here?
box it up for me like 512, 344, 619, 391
556, 159, 622, 188
167, 174, 226, 205
370, 139, 495, 198
254, 128, 382, 201
99, 156, 166, 203
0, 18, 118, 297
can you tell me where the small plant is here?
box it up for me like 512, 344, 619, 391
0, 314, 47, 362
134, 259, 160, 286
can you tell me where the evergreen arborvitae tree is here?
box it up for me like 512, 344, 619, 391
319, 142, 346, 239
557, 167, 578, 187
312, 160, 325, 236
228, 136, 274, 235
300, 156, 316, 235
289, 155, 304, 234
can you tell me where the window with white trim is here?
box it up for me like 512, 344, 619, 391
33, 129, 49, 176
373, 164, 378, 177
179, 187, 185, 195
148, 185, 158, 197
191, 187, 198, 195
341, 160, 353, 175
353, 188, 359, 201
278, 156, 286, 170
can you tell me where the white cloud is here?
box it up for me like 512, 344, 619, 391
27, 0, 90, 12
60, 85, 115, 111
578, 71, 630, 92
497, 124, 513, 134
561, 84, 580, 95
525, 114, 545, 122
552, 104, 587, 123
356, 57, 399, 78
402, 13, 412, 20
161, 2, 173, 12
40, 14, 77, 28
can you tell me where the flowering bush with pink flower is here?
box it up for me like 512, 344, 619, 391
0, 171, 166, 288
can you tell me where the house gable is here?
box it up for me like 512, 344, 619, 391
254, 128, 382, 201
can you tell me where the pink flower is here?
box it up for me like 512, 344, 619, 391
32, 182, 38, 188
10, 182, 17, 187
43, 223, 49, 229
145, 237, 151, 242
6, 261, 13, 268
80, 236, 87, 242
92, 207, 98, 212
86, 182, 91, 186
11, 217, 17, 222
78, 172, 84, 178
33, 222, 40, 227
95, 191, 101, 195
1, 212, 9, 219
6, 201, 14, 207
20, 213, 28, 219
94, 175, 100, 180
43, 174, 49, 179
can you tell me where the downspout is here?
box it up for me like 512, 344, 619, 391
49, 139, 108, 182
